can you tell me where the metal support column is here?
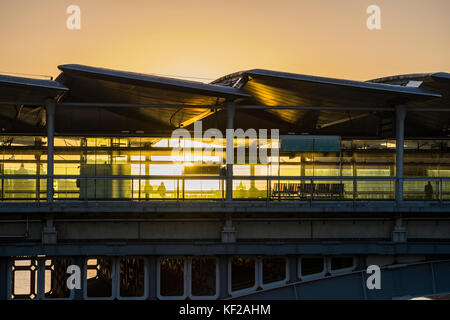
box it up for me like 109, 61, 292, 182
148, 256, 157, 300
395, 105, 406, 203
45, 99, 56, 203
36, 257, 45, 299
288, 255, 298, 283
219, 255, 229, 299
0, 257, 8, 300
72, 256, 84, 300
226, 103, 236, 201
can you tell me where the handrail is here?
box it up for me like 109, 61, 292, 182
0, 174, 448, 202
1, 174, 449, 181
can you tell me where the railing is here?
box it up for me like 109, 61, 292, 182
1, 174, 450, 202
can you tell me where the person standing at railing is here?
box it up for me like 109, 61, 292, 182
15, 163, 31, 199
144, 181, 153, 200
219, 165, 227, 178
425, 181, 433, 200
157, 182, 166, 198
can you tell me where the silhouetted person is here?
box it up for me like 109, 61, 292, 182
425, 181, 433, 200
218, 166, 227, 196
144, 181, 153, 200
157, 182, 166, 198
15, 163, 30, 199
219, 165, 227, 177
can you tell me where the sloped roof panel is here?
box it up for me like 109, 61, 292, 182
57, 64, 249, 100
243, 69, 440, 108
56, 64, 249, 129
212, 69, 444, 131
0, 74, 68, 102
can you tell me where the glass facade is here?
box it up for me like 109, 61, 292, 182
1, 135, 450, 201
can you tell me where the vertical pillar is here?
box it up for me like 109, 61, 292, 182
250, 164, 255, 189
36, 257, 45, 299
147, 256, 157, 300
395, 105, 406, 203
300, 155, 306, 177
288, 255, 298, 284
72, 257, 84, 300
35, 137, 42, 202
45, 99, 56, 203
226, 103, 236, 201
0, 257, 8, 300
219, 255, 229, 299
352, 154, 357, 200
35, 155, 41, 202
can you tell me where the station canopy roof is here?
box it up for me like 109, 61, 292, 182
0, 64, 448, 137
55, 64, 250, 129
0, 74, 68, 102
0, 74, 68, 129
211, 69, 445, 135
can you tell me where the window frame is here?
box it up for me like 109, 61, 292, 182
298, 255, 327, 281
259, 256, 289, 290
188, 257, 219, 300
83, 256, 116, 300
228, 256, 259, 296
7, 258, 38, 300
327, 255, 357, 275
117, 256, 149, 300
42, 257, 75, 300
157, 256, 188, 300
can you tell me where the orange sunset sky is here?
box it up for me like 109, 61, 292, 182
0, 0, 449, 82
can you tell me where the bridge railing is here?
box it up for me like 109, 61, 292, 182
0, 174, 449, 202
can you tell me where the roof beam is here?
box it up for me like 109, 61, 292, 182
0, 101, 449, 112
56, 103, 397, 112
317, 113, 371, 129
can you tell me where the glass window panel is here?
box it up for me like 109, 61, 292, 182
11, 259, 37, 299
312, 167, 340, 177
191, 258, 216, 296
86, 258, 113, 298
262, 258, 286, 285
14, 260, 31, 266
54, 178, 79, 199
279, 165, 300, 176
330, 256, 354, 271
301, 257, 324, 276
120, 258, 145, 297
279, 156, 300, 163
14, 271, 31, 295
404, 180, 438, 200
357, 168, 391, 176
160, 258, 184, 297
131, 156, 146, 161
231, 258, 255, 292
54, 137, 81, 147
44, 258, 72, 298
233, 165, 250, 175
54, 161, 80, 175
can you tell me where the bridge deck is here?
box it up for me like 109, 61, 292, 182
0, 200, 450, 213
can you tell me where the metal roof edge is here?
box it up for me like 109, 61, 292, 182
0, 74, 69, 91
245, 69, 441, 98
58, 64, 250, 98
431, 72, 450, 81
